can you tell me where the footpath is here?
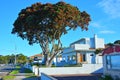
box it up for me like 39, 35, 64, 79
14, 66, 40, 80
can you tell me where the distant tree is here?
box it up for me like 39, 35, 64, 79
0, 56, 4, 64
94, 49, 102, 55
28, 58, 33, 64
107, 43, 114, 46
5, 55, 11, 64
16, 53, 27, 65
0, 55, 11, 64
114, 40, 120, 44
12, 1, 91, 67
10, 54, 16, 64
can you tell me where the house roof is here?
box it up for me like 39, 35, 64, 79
102, 45, 120, 55
30, 53, 43, 59
70, 38, 87, 45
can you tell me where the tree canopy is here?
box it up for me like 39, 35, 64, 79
0, 54, 27, 65
114, 40, 120, 44
12, 1, 90, 44
12, 1, 91, 67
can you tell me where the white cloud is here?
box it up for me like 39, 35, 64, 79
98, 0, 120, 18
99, 30, 115, 34
90, 22, 104, 28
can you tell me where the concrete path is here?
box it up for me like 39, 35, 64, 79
14, 73, 40, 80
14, 67, 40, 80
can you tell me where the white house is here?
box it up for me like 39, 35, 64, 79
61, 34, 104, 65
30, 54, 43, 64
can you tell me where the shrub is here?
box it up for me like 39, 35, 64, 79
24, 68, 33, 73
99, 75, 113, 80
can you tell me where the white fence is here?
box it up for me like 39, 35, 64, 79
30, 64, 103, 76
38, 64, 103, 76
25, 64, 103, 80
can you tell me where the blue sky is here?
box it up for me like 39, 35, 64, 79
0, 0, 120, 57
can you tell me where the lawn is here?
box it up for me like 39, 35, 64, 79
2, 75, 15, 80
2, 66, 20, 80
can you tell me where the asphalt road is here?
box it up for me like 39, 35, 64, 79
0, 64, 15, 76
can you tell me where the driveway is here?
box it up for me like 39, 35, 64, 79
53, 74, 102, 80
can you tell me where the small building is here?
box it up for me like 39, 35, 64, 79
61, 34, 104, 65
30, 54, 43, 64
102, 45, 120, 79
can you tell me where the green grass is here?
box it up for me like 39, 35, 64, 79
63, 64, 82, 67
9, 66, 21, 75
26, 75, 38, 78
2, 75, 15, 80
2, 66, 38, 80
24, 68, 37, 79
15, 66, 21, 70
9, 69, 19, 75
2, 66, 20, 80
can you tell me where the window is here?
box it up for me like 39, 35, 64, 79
111, 55, 120, 69
62, 57, 65, 61
106, 55, 120, 70
34, 57, 38, 61
68, 56, 70, 61
72, 55, 76, 60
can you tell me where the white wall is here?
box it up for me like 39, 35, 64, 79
86, 53, 94, 64
95, 38, 105, 49
96, 55, 103, 64
62, 51, 103, 64
39, 64, 103, 76
73, 44, 90, 50
86, 53, 103, 64
90, 34, 104, 49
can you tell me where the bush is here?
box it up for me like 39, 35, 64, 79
99, 75, 113, 80
32, 62, 41, 67
24, 68, 33, 73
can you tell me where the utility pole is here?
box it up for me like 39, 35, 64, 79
14, 43, 17, 65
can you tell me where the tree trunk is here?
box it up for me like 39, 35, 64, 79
44, 54, 53, 67
43, 51, 51, 67
47, 60, 53, 67
40, 37, 62, 67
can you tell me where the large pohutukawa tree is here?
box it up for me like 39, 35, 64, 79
12, 1, 91, 67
